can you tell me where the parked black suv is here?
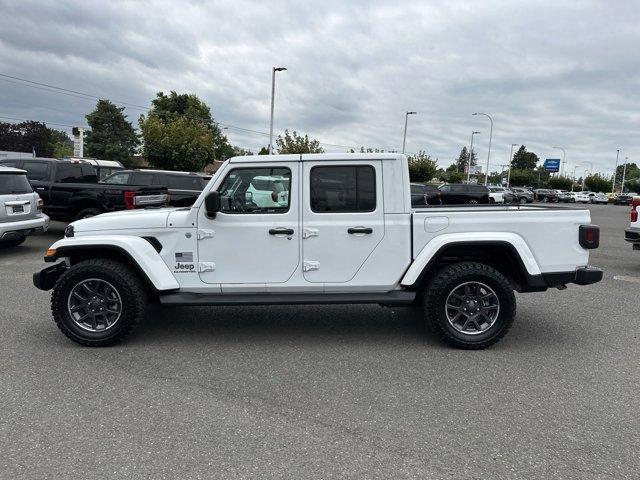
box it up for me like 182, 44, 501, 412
615, 192, 638, 206
102, 169, 209, 207
437, 184, 490, 204
534, 189, 559, 202
0, 158, 168, 221
410, 183, 440, 206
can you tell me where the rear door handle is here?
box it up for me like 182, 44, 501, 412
348, 227, 373, 234
269, 228, 294, 236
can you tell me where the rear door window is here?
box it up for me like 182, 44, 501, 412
55, 164, 84, 183
0, 173, 32, 194
102, 172, 132, 184
132, 172, 155, 185
22, 161, 50, 181
310, 165, 376, 213
164, 174, 204, 190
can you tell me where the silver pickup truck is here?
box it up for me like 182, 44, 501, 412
0, 166, 49, 247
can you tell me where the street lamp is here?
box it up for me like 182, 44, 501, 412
612, 149, 620, 193
466, 131, 481, 183
472, 112, 493, 185
506, 143, 517, 187
269, 66, 287, 155
571, 165, 580, 192
402, 111, 417, 154
552, 146, 566, 176
581, 161, 593, 191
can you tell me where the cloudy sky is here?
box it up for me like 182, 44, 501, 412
0, 0, 638, 174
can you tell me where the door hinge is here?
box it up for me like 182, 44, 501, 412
303, 260, 320, 272
198, 262, 216, 273
197, 229, 215, 240
302, 228, 319, 239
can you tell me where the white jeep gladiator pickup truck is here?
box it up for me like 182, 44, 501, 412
33, 153, 603, 349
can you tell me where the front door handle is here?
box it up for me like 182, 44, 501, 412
348, 227, 373, 234
269, 228, 294, 236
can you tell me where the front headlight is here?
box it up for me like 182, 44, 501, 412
64, 224, 74, 237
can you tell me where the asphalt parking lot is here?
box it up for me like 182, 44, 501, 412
1, 204, 638, 479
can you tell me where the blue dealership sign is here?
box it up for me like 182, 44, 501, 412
543, 158, 561, 172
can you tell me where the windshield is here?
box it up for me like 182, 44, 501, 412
0, 173, 33, 194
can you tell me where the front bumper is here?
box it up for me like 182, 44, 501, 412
0, 214, 49, 240
33, 260, 68, 291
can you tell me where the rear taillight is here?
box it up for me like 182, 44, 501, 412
579, 225, 600, 249
123, 190, 136, 209
631, 198, 640, 223
37, 198, 43, 211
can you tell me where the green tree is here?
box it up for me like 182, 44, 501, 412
584, 174, 612, 192
50, 130, 73, 157
511, 145, 539, 170
85, 100, 139, 166
276, 130, 324, 154
547, 176, 573, 190
0, 121, 59, 157
139, 91, 228, 171
455, 146, 477, 173
624, 178, 640, 193
508, 168, 535, 187
407, 151, 437, 182
614, 162, 640, 191
258, 146, 270, 155
447, 171, 463, 183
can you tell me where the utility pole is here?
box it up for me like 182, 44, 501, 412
466, 131, 480, 183
269, 67, 287, 155
402, 111, 417, 154
506, 143, 517, 187
553, 146, 566, 176
473, 112, 493, 185
612, 149, 620, 193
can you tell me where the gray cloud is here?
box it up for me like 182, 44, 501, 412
0, 0, 638, 174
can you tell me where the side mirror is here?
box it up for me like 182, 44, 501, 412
205, 191, 220, 218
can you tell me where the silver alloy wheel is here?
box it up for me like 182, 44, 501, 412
445, 281, 500, 335
67, 278, 123, 332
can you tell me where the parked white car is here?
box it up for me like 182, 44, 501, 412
488, 187, 505, 204
589, 192, 609, 204
569, 191, 590, 203
34, 153, 603, 350
0, 166, 49, 246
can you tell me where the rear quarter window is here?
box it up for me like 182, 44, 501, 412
22, 161, 50, 181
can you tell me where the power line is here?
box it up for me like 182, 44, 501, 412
0, 72, 371, 151
0, 114, 83, 129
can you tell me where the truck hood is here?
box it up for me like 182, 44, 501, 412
72, 208, 176, 233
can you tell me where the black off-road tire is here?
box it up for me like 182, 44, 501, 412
424, 261, 516, 349
75, 208, 104, 220
51, 259, 148, 347
0, 236, 26, 247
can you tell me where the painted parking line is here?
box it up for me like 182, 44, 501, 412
613, 275, 640, 284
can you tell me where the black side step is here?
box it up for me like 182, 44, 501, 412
158, 290, 416, 306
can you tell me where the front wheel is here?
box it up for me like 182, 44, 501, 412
519, 197, 527, 204
424, 262, 516, 349
51, 259, 148, 346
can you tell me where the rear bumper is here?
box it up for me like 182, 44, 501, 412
0, 214, 49, 240
521, 266, 603, 292
625, 228, 640, 243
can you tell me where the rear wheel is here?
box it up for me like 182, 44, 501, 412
51, 259, 148, 346
0, 236, 26, 247
424, 262, 516, 349
519, 197, 527, 204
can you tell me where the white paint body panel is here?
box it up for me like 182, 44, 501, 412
49, 154, 594, 296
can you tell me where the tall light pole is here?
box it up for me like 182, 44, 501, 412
506, 143, 517, 187
269, 66, 287, 155
571, 165, 580, 192
473, 112, 493, 185
402, 111, 417, 154
612, 149, 620, 193
582, 161, 593, 191
466, 131, 480, 183
552, 146, 566, 176
621, 156, 629, 192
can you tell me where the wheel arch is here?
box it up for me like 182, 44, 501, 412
401, 238, 545, 293
47, 236, 179, 293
